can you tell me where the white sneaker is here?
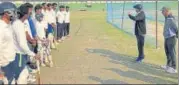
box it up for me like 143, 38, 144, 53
41, 63, 46, 67
166, 67, 177, 74
49, 62, 54, 67
58, 39, 62, 42
161, 65, 169, 70
62, 37, 65, 41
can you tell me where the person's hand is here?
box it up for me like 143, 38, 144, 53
34, 54, 40, 61
31, 40, 37, 47
128, 12, 131, 15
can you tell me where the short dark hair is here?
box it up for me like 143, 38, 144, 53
17, 4, 29, 19
47, 3, 52, 7
24, 3, 33, 8
42, 3, 46, 6
35, 4, 42, 12
66, 6, 69, 8
59, 5, 65, 8
52, 3, 57, 6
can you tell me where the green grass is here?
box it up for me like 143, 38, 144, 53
70, 11, 178, 83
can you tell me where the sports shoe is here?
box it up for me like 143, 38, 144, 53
161, 65, 169, 70
135, 57, 144, 62
166, 67, 177, 74
41, 63, 46, 67
49, 62, 54, 67
58, 39, 62, 43
62, 37, 66, 41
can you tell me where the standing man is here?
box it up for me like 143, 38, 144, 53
0, 2, 17, 84
161, 7, 178, 73
23, 3, 38, 54
128, 4, 146, 62
56, 5, 65, 42
51, 3, 58, 44
46, 3, 56, 49
65, 6, 70, 37
12, 4, 39, 84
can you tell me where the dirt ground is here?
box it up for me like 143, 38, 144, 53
39, 11, 178, 84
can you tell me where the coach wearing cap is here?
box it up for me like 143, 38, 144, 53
161, 6, 178, 74
128, 4, 146, 62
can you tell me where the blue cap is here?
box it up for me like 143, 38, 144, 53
0, 2, 16, 14
133, 4, 143, 10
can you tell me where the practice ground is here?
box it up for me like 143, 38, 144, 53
40, 11, 178, 84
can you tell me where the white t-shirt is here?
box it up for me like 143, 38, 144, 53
35, 20, 46, 40
24, 20, 33, 39
12, 19, 35, 57
51, 9, 57, 23
56, 11, 65, 23
0, 20, 16, 67
65, 11, 70, 23
41, 10, 48, 29
46, 10, 56, 24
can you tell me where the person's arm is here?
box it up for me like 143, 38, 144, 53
26, 32, 36, 45
0, 32, 8, 67
170, 18, 178, 38
128, 12, 145, 21
13, 23, 35, 57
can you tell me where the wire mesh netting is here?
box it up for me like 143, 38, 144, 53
106, 1, 178, 48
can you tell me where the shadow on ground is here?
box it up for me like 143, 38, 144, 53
88, 76, 128, 84
86, 48, 178, 84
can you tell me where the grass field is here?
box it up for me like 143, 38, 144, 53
40, 10, 178, 84
13, 2, 178, 84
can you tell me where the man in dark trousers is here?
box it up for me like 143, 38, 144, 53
128, 4, 146, 62
161, 7, 178, 74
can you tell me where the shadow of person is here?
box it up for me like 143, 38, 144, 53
86, 48, 178, 83
88, 76, 127, 84
104, 68, 176, 84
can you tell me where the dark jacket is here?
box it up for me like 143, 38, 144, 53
164, 14, 178, 38
128, 11, 146, 35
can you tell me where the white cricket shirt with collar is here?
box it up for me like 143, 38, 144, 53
65, 11, 70, 23
0, 20, 16, 67
12, 19, 35, 57
56, 11, 65, 23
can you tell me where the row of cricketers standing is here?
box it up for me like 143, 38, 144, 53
0, 2, 71, 84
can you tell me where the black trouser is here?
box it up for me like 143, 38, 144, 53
66, 23, 70, 35
164, 36, 177, 69
57, 22, 64, 39
136, 35, 145, 58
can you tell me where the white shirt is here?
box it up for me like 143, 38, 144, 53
65, 11, 70, 23
46, 10, 56, 24
12, 19, 35, 57
35, 20, 46, 40
56, 11, 65, 23
24, 20, 33, 39
51, 9, 57, 24
41, 10, 48, 29
0, 20, 16, 67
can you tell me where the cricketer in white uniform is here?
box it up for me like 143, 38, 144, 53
0, 2, 17, 84
12, 5, 39, 84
